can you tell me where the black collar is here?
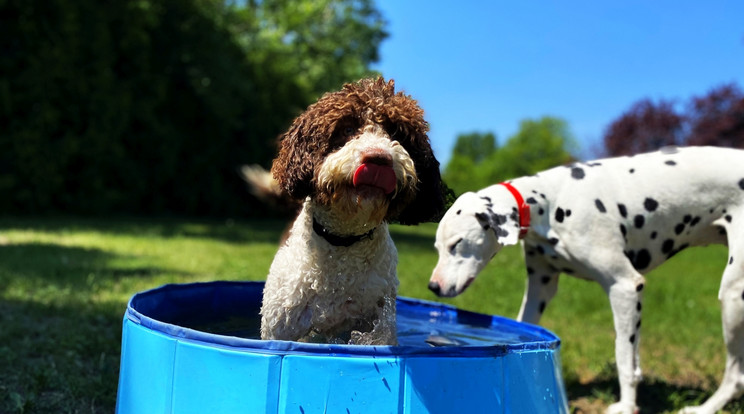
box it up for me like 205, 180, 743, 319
312, 217, 375, 247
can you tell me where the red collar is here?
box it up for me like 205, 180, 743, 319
499, 182, 530, 239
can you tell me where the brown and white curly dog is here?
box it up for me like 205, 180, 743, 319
256, 77, 444, 345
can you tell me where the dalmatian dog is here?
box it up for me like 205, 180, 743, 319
428, 146, 744, 414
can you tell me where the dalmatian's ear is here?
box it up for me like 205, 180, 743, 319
475, 211, 520, 247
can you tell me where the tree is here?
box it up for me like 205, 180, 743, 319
442, 132, 496, 196
0, 0, 386, 216
451, 132, 497, 163
602, 83, 744, 156
686, 83, 744, 148
603, 99, 684, 156
443, 117, 576, 195
488, 117, 576, 180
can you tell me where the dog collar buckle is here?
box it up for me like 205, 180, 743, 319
499, 182, 530, 239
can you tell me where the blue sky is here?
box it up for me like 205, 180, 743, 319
371, 1, 744, 164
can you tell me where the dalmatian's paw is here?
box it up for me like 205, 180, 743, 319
606, 401, 638, 414
678, 406, 710, 414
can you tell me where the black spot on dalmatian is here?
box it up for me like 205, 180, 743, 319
539, 301, 546, 313
650, 231, 657, 239
493, 226, 509, 239
644, 198, 659, 212
595, 199, 607, 213
634, 215, 645, 229
683, 215, 692, 223
629, 334, 636, 344
626, 249, 651, 270
555, 208, 565, 223
536, 245, 545, 255
566, 209, 572, 217
526, 197, 538, 205
665, 160, 677, 166
571, 167, 585, 179
629, 168, 635, 174
456, 210, 462, 215
549, 237, 559, 245
637, 301, 642, 311
674, 223, 685, 235
739, 178, 744, 190
636, 283, 644, 292
588, 162, 602, 167
730, 257, 734, 265
636, 319, 642, 329
625, 250, 635, 262
690, 216, 701, 226
527, 267, 534, 274
481, 196, 491, 203
538, 207, 544, 215
541, 276, 551, 284
618, 204, 628, 218
633, 249, 651, 270
726, 215, 733, 223
741, 290, 744, 301
620, 224, 627, 237
661, 239, 675, 254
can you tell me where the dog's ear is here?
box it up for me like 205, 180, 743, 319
393, 137, 446, 225
377, 83, 446, 225
271, 120, 317, 200
475, 211, 520, 247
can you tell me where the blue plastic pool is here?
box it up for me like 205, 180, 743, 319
116, 281, 568, 413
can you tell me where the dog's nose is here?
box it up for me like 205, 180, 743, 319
361, 150, 393, 167
428, 281, 442, 295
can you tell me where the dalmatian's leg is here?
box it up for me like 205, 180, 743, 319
604, 272, 645, 414
517, 251, 560, 325
681, 213, 744, 414
580, 257, 645, 414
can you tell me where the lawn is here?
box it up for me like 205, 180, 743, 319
0, 216, 741, 413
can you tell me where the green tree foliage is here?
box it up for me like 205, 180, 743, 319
452, 131, 496, 163
443, 117, 576, 196
0, 0, 386, 215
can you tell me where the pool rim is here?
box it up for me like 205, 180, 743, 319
126, 280, 560, 358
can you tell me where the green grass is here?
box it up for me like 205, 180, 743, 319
0, 216, 742, 413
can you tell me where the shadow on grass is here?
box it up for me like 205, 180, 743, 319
0, 216, 287, 245
565, 372, 743, 413
389, 227, 437, 252
0, 298, 122, 414
0, 242, 191, 294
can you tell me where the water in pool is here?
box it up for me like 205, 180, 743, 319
179, 300, 539, 347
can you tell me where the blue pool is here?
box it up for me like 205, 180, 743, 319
116, 281, 568, 413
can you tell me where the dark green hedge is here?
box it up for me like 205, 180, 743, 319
0, 0, 385, 216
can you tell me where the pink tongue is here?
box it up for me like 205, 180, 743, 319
353, 164, 397, 194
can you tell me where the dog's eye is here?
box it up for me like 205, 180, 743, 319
343, 127, 355, 136
448, 238, 463, 255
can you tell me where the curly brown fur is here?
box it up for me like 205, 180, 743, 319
271, 77, 445, 225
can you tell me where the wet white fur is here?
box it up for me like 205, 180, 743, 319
431, 146, 744, 413
260, 128, 417, 345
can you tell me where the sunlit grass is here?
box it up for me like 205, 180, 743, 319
0, 217, 741, 413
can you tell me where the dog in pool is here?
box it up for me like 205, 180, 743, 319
256, 78, 444, 345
